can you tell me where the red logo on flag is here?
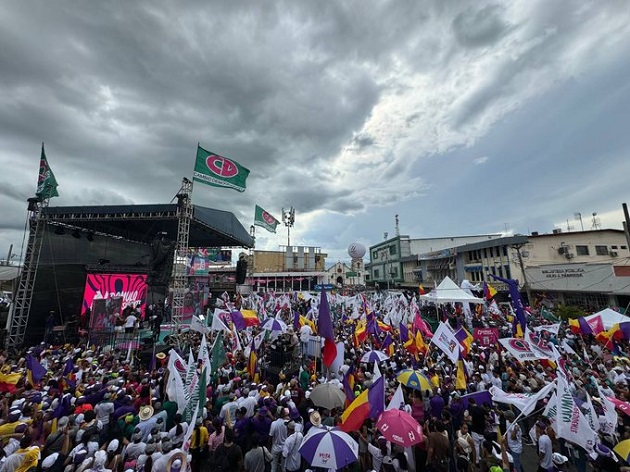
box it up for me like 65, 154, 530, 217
262, 211, 275, 225
206, 155, 239, 178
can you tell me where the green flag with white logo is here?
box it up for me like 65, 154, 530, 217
36, 143, 59, 199
193, 145, 250, 192
254, 205, 280, 233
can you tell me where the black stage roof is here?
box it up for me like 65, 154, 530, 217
42, 204, 254, 248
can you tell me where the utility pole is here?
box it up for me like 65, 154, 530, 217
623, 203, 630, 249
282, 207, 295, 247
511, 243, 532, 306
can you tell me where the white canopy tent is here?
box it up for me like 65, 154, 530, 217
584, 308, 630, 330
420, 276, 485, 304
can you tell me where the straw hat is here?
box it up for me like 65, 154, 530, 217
156, 352, 166, 360
309, 410, 322, 427
139, 405, 154, 421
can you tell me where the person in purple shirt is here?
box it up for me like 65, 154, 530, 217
449, 394, 465, 430
251, 407, 273, 445
113, 395, 136, 422
233, 407, 252, 451
430, 388, 445, 419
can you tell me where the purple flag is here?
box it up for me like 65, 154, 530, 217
230, 311, 246, 331
367, 374, 385, 419
318, 286, 337, 367
26, 354, 47, 385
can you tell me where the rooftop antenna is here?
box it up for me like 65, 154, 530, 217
591, 212, 601, 230
574, 212, 584, 231
384, 232, 388, 240
282, 207, 295, 246
395, 214, 400, 237
566, 219, 573, 232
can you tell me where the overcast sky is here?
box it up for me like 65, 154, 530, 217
2, 1, 630, 264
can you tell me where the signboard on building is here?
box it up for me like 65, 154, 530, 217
527, 263, 629, 294
186, 248, 232, 275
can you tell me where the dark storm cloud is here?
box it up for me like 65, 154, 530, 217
452, 5, 511, 48
1, 1, 630, 258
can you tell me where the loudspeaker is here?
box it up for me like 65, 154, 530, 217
236, 259, 247, 284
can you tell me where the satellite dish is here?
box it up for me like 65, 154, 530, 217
348, 243, 366, 259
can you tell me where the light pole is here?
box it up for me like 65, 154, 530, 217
282, 207, 295, 247
511, 243, 532, 306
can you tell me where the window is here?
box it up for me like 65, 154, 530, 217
390, 266, 398, 277
505, 265, 511, 279
498, 266, 503, 277
576, 245, 589, 256
389, 245, 397, 255
595, 245, 608, 256
502, 246, 508, 257
622, 246, 628, 250
611, 246, 618, 249
483, 248, 487, 259
372, 251, 378, 259
374, 269, 380, 278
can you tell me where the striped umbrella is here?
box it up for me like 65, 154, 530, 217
261, 317, 288, 333
396, 369, 433, 391
360, 350, 389, 363
299, 426, 358, 469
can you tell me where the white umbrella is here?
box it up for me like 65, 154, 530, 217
360, 349, 389, 363
261, 317, 288, 333
299, 426, 358, 469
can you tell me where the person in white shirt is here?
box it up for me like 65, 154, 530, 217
268, 409, 288, 472
282, 422, 303, 472
505, 410, 523, 472
124, 313, 137, 333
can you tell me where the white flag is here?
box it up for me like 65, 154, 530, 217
499, 338, 544, 362
431, 322, 461, 364
386, 384, 406, 411
543, 392, 558, 431
190, 315, 209, 335
211, 309, 230, 332
532, 323, 561, 335
489, 381, 556, 416
582, 394, 599, 432
597, 386, 618, 435
198, 335, 212, 384
556, 375, 597, 456
166, 350, 189, 414
560, 339, 576, 356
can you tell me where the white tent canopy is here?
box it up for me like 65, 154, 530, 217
420, 276, 485, 304
584, 308, 630, 330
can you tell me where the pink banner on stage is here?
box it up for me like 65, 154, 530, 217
82, 273, 148, 330
474, 328, 499, 346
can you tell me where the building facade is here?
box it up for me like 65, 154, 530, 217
367, 234, 503, 289
522, 229, 630, 309
246, 245, 328, 292
380, 229, 630, 310
324, 260, 367, 288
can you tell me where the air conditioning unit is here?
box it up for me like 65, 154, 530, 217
557, 247, 567, 255
566, 253, 574, 259
610, 251, 618, 257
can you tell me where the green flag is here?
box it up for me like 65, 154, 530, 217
193, 145, 250, 192
254, 205, 280, 233
36, 143, 59, 199
210, 331, 227, 374
541, 307, 560, 322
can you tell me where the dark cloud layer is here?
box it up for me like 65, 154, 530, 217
1, 1, 630, 262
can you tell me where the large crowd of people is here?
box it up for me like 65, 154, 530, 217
0, 288, 629, 472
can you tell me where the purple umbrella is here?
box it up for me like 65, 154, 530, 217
299, 426, 359, 469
